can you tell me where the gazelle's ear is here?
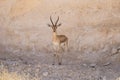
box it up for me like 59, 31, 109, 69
57, 23, 62, 27
47, 24, 51, 27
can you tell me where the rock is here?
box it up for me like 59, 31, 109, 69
116, 77, 120, 80
89, 63, 96, 68
112, 48, 117, 54
103, 76, 107, 80
43, 72, 49, 77
64, 77, 72, 80
83, 64, 87, 67
103, 62, 111, 66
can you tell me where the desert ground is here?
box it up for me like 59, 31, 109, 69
0, 0, 120, 80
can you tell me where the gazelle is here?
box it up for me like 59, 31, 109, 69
47, 16, 68, 65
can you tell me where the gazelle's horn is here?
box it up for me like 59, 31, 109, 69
50, 16, 54, 26
55, 16, 59, 26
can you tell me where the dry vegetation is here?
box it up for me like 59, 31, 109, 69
0, 69, 37, 80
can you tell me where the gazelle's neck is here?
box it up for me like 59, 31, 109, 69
52, 32, 57, 40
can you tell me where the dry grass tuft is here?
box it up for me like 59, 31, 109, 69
0, 69, 38, 80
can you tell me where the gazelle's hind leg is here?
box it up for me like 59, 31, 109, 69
53, 45, 62, 65
65, 39, 68, 52
52, 45, 58, 65
57, 53, 62, 65
58, 45, 62, 65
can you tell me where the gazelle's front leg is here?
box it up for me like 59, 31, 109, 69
52, 54, 56, 65
65, 40, 68, 52
52, 45, 61, 65
52, 45, 57, 65
57, 44, 62, 65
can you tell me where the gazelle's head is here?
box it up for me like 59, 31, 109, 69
47, 16, 61, 32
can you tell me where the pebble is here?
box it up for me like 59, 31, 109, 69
43, 72, 49, 76
65, 77, 72, 80
89, 63, 96, 68
112, 48, 117, 54
103, 62, 111, 66
116, 77, 120, 80
83, 64, 87, 67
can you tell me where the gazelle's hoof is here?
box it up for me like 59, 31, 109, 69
59, 63, 62, 65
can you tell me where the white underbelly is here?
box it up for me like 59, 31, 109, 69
53, 42, 59, 46
53, 42, 59, 50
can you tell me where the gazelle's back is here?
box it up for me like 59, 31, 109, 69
57, 35, 68, 43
